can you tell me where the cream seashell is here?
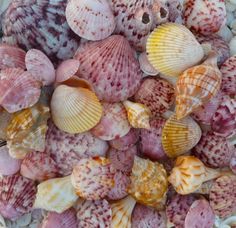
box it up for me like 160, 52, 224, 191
138, 52, 159, 76
229, 36, 236, 56
217, 26, 233, 43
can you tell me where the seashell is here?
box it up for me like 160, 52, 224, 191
51, 85, 102, 134
138, 52, 159, 76
230, 153, 236, 174
74, 35, 142, 102
0, 0, 11, 16
229, 36, 236, 56
45, 120, 108, 176
166, 0, 183, 23
183, 0, 226, 35
217, 25, 234, 43
0, 174, 36, 220
161, 114, 201, 158
0, 68, 41, 113
111, 196, 136, 228
25, 49, 55, 86
66, 0, 115, 41
146, 23, 204, 77
2, 0, 80, 63
91, 102, 131, 141
128, 156, 168, 208
20, 151, 58, 182
34, 176, 78, 213
123, 100, 151, 129
39, 85, 54, 106
71, 157, 115, 200
0, 109, 12, 140
0, 44, 26, 70
168, 155, 223, 194
134, 77, 175, 117
76, 199, 112, 227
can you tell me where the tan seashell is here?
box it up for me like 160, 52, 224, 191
0, 109, 12, 140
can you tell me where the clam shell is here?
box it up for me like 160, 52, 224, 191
161, 114, 201, 158
34, 176, 78, 213
146, 23, 204, 77
138, 52, 159, 76
66, 0, 115, 41
51, 85, 103, 134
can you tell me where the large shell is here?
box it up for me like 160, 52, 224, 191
51, 85, 102, 134
128, 156, 168, 208
146, 23, 204, 77
161, 114, 201, 158
34, 176, 78, 213
74, 35, 142, 102
66, 0, 115, 41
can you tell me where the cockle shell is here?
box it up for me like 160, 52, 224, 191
183, 0, 226, 35
71, 157, 115, 200
138, 52, 159, 76
34, 176, 78, 213
161, 114, 201, 158
51, 85, 102, 134
0, 68, 41, 113
66, 0, 115, 41
146, 23, 204, 77
128, 156, 168, 208
123, 100, 151, 129
74, 35, 142, 102
0, 174, 36, 220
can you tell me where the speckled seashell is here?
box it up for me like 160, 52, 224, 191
91, 102, 131, 141
0, 68, 41, 113
162, 114, 201, 158
146, 23, 204, 77
74, 35, 142, 102
34, 176, 78, 213
0, 174, 36, 220
138, 52, 159, 76
66, 0, 115, 41
168, 156, 223, 194
111, 196, 136, 228
76, 199, 112, 227
0, 109, 12, 140
128, 156, 168, 208
134, 77, 175, 116
166, 0, 183, 23
71, 157, 115, 200
183, 0, 226, 35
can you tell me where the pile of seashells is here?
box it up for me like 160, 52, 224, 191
0, 0, 235, 227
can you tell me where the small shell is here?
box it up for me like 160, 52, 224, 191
0, 109, 12, 140
230, 155, 236, 174
34, 176, 78, 213
71, 157, 115, 200
166, 0, 183, 23
138, 52, 159, 76
217, 25, 233, 43
146, 23, 204, 77
123, 100, 151, 129
229, 36, 236, 56
51, 85, 103, 134
161, 114, 202, 158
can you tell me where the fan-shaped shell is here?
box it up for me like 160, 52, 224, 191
138, 52, 159, 76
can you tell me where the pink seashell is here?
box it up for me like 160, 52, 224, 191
0, 174, 36, 220
0, 68, 41, 113
74, 35, 142, 102
45, 121, 108, 176
76, 199, 112, 228
183, 0, 226, 36
0, 145, 21, 176
91, 102, 131, 141
0, 44, 26, 70
138, 52, 159, 76
25, 49, 55, 86
134, 77, 175, 117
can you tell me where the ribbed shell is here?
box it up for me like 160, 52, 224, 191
138, 52, 159, 76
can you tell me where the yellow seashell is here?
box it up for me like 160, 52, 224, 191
123, 100, 151, 129
146, 23, 204, 77
51, 85, 103, 134
34, 176, 78, 213
128, 156, 168, 208
111, 196, 136, 228
162, 114, 202, 158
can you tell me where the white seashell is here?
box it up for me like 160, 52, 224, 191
229, 0, 236, 6
0, 0, 11, 16
229, 36, 236, 56
226, 1, 236, 12
217, 26, 233, 43
226, 11, 234, 26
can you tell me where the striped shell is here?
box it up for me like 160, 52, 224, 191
138, 52, 159, 76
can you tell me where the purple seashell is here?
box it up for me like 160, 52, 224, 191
166, 0, 183, 23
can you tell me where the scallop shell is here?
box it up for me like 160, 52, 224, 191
123, 100, 151, 129
146, 23, 204, 77
161, 114, 201, 158
74, 35, 142, 102
66, 0, 115, 41
0, 109, 12, 140
0, 68, 41, 113
111, 196, 136, 228
138, 52, 159, 76
128, 156, 168, 208
34, 176, 78, 213
91, 102, 131, 141
0, 174, 36, 220
71, 157, 115, 200
76, 199, 112, 228
51, 85, 102, 134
